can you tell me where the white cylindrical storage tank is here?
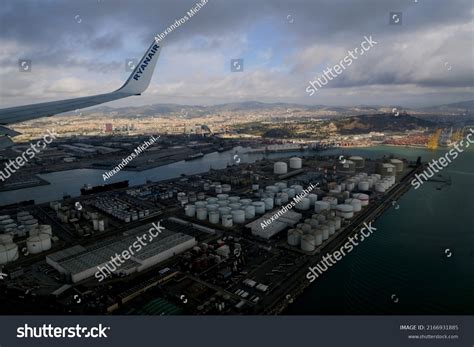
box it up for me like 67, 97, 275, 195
301, 223, 312, 234
244, 205, 256, 219
375, 183, 386, 193
252, 201, 266, 214
314, 201, 330, 213
38, 225, 52, 236
28, 227, 39, 236
98, 220, 105, 232
196, 208, 208, 221
317, 214, 326, 223
339, 160, 356, 173
352, 193, 369, 206
322, 196, 338, 208
23, 219, 38, 229
0, 234, 13, 244
196, 200, 207, 207
185, 205, 196, 217
390, 159, 404, 172
280, 192, 289, 203
263, 198, 274, 210
230, 210, 245, 224
295, 197, 310, 210
0, 243, 18, 264
287, 229, 301, 247
228, 196, 240, 203
222, 214, 233, 228
240, 199, 252, 206
197, 192, 205, 200
314, 231, 323, 246
217, 200, 229, 207
222, 184, 232, 193
215, 185, 223, 194
291, 185, 303, 195
346, 181, 355, 191
229, 203, 242, 211
276, 182, 287, 190
301, 235, 315, 252
274, 197, 282, 206
380, 163, 396, 176
345, 198, 362, 212
206, 204, 219, 212
330, 217, 342, 230
319, 225, 329, 240
27, 234, 51, 254
287, 188, 296, 198
336, 204, 354, 219
358, 181, 370, 191
349, 156, 365, 169
327, 221, 336, 235
92, 219, 99, 231
307, 194, 318, 206
385, 175, 396, 185
274, 162, 288, 174
252, 184, 259, 191
366, 177, 375, 189
289, 157, 302, 169
265, 185, 279, 194
310, 219, 319, 228
217, 194, 229, 200
206, 197, 217, 204
218, 207, 231, 217
209, 211, 220, 224
335, 216, 342, 230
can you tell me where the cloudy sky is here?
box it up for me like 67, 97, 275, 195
0, 0, 473, 109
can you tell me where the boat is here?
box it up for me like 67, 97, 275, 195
185, 152, 204, 161
80, 180, 129, 195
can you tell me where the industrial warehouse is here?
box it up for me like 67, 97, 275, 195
0, 151, 424, 315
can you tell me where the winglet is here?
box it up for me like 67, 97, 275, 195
115, 40, 163, 95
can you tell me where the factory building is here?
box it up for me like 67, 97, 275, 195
46, 225, 196, 283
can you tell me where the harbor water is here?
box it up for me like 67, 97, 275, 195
0, 145, 472, 314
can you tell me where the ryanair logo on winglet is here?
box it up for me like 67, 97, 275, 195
133, 45, 159, 81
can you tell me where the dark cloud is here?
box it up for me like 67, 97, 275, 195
0, 0, 472, 107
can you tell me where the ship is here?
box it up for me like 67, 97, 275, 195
185, 152, 204, 161
80, 180, 129, 195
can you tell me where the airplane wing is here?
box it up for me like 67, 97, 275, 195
0, 38, 162, 144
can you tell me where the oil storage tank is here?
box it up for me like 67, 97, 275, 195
379, 163, 396, 176
390, 159, 404, 173
338, 160, 356, 173
289, 157, 302, 169
27, 234, 51, 254
0, 243, 18, 264
274, 162, 288, 175
349, 156, 365, 169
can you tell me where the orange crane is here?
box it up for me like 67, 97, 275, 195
427, 129, 441, 150
451, 129, 463, 143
